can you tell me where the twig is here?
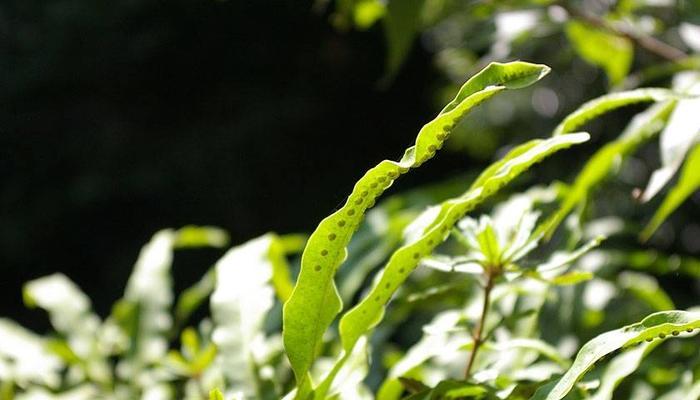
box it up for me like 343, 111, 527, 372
464, 268, 496, 379
558, 2, 688, 61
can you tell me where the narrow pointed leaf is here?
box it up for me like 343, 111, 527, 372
566, 21, 633, 86
530, 310, 700, 400
642, 144, 700, 240
282, 61, 552, 394
552, 88, 673, 136
314, 133, 589, 397
541, 101, 676, 238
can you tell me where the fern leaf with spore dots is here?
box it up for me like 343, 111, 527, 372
282, 61, 552, 398
530, 310, 700, 400
313, 133, 590, 398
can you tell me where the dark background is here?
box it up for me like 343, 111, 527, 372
0, 0, 469, 330
3, 0, 698, 333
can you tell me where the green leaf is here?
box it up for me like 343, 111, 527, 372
541, 101, 676, 238
384, 0, 425, 78
530, 310, 700, 400
552, 88, 674, 136
403, 380, 492, 400
588, 341, 660, 400
617, 271, 675, 311
641, 78, 700, 202
565, 20, 633, 85
173, 268, 216, 333
353, 0, 386, 30
209, 388, 225, 400
642, 143, 700, 240
282, 61, 552, 396
317, 133, 589, 398
547, 271, 594, 286
174, 225, 229, 248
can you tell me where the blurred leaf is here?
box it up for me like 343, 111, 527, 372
174, 225, 229, 248
0, 319, 62, 388
552, 88, 674, 136
542, 101, 676, 238
384, 0, 426, 79
565, 21, 633, 86
402, 379, 492, 399
617, 271, 674, 311
641, 75, 700, 202
354, 0, 386, 29
174, 268, 216, 333
209, 388, 225, 400
642, 143, 700, 240
211, 234, 279, 397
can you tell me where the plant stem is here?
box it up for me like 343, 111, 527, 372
464, 269, 496, 379
558, 2, 688, 61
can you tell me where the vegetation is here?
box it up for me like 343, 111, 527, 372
2, 0, 699, 399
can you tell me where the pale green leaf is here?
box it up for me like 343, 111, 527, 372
0, 319, 62, 388
174, 225, 229, 248
547, 271, 594, 286
566, 21, 633, 85
530, 310, 700, 400
24, 274, 111, 383
210, 234, 280, 397
282, 61, 552, 396
384, 0, 425, 78
642, 74, 700, 201
642, 143, 700, 240
23, 274, 100, 350
377, 311, 472, 400
174, 268, 216, 332
552, 88, 674, 136
617, 271, 675, 311
588, 341, 660, 400
542, 100, 676, 238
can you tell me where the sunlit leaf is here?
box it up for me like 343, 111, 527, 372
641, 78, 700, 202
542, 101, 676, 238
552, 88, 674, 136
282, 61, 552, 397
316, 133, 589, 397
210, 234, 280, 397
0, 319, 62, 388
588, 341, 660, 400
530, 310, 700, 400
642, 144, 700, 240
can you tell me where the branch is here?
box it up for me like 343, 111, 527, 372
464, 269, 495, 379
559, 2, 688, 61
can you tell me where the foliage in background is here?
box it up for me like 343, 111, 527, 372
2, 0, 700, 399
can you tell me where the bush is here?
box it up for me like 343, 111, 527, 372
2, 1, 699, 399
